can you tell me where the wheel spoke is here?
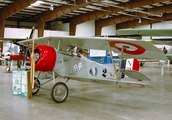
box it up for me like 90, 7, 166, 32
51, 82, 68, 103
54, 85, 66, 100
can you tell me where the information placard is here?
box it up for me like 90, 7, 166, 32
12, 70, 29, 96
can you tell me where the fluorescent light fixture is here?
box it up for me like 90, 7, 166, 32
30, 0, 44, 7
138, 18, 141, 23
50, 4, 54, 11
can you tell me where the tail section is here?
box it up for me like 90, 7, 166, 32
121, 69, 150, 81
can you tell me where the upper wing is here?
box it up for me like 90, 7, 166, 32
18, 36, 167, 60
116, 29, 172, 36
0, 38, 26, 44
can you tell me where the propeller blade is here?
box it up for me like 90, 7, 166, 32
30, 26, 35, 89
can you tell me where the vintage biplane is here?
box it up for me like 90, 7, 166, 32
14, 35, 167, 103
0, 28, 34, 71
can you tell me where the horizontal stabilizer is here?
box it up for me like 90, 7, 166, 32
121, 69, 151, 81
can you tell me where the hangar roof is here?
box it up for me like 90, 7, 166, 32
0, 0, 172, 29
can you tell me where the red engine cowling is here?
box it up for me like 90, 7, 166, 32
33, 44, 56, 72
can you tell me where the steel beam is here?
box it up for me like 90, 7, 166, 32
0, 0, 36, 19
0, 0, 36, 38
38, 17, 44, 37
116, 5, 172, 29
95, 0, 171, 34
116, 13, 172, 29
0, 15, 5, 52
69, 20, 77, 35
38, 0, 88, 22
0, 15, 5, 37
38, 0, 88, 36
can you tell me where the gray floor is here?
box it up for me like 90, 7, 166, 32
0, 62, 172, 120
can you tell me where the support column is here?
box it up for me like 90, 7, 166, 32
95, 21, 102, 36
0, 15, 5, 52
69, 20, 77, 36
38, 17, 45, 37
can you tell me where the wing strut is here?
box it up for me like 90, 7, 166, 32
107, 41, 129, 80
118, 46, 129, 79
107, 41, 118, 79
57, 39, 61, 51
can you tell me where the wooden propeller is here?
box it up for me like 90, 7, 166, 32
30, 26, 35, 89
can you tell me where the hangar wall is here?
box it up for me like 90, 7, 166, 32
49, 22, 69, 31
101, 24, 116, 36
75, 20, 116, 36
3, 27, 69, 53
6, 20, 38, 28
75, 20, 95, 36
5, 20, 108, 38
4, 28, 69, 38
152, 21, 172, 29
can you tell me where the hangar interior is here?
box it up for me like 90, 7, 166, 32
0, 0, 172, 120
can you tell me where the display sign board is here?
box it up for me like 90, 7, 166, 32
89, 49, 106, 57
12, 70, 29, 96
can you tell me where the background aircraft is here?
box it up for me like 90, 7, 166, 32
116, 29, 172, 37
0, 28, 34, 71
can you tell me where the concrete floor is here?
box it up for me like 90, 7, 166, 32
0, 62, 172, 120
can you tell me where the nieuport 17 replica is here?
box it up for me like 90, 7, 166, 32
16, 35, 167, 103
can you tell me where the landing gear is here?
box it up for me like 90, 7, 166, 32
31, 71, 69, 103
51, 82, 68, 103
32, 77, 40, 95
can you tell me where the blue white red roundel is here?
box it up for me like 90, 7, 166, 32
109, 41, 145, 55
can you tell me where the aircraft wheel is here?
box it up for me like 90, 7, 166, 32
51, 82, 68, 103
32, 77, 40, 95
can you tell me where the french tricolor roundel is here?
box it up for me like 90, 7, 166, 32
109, 41, 145, 55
